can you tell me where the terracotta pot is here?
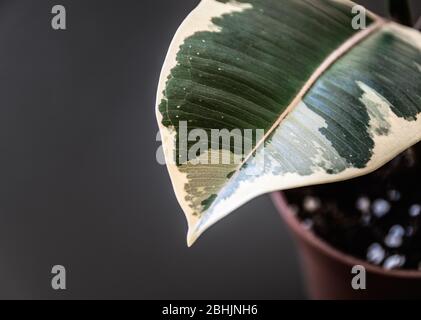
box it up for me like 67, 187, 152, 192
271, 191, 421, 300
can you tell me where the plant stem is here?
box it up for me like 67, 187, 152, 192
388, 0, 412, 26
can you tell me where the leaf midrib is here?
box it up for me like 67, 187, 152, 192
205, 18, 388, 212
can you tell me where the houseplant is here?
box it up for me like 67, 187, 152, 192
156, 0, 421, 298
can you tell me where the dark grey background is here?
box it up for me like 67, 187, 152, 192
0, 0, 419, 299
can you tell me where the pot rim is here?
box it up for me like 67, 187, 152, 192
271, 191, 421, 279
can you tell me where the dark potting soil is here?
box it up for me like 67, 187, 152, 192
284, 142, 421, 271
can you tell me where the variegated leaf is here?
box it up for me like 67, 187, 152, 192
156, 0, 421, 245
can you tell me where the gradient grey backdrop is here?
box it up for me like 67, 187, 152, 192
0, 0, 419, 299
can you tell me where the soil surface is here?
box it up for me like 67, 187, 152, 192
284, 143, 421, 270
